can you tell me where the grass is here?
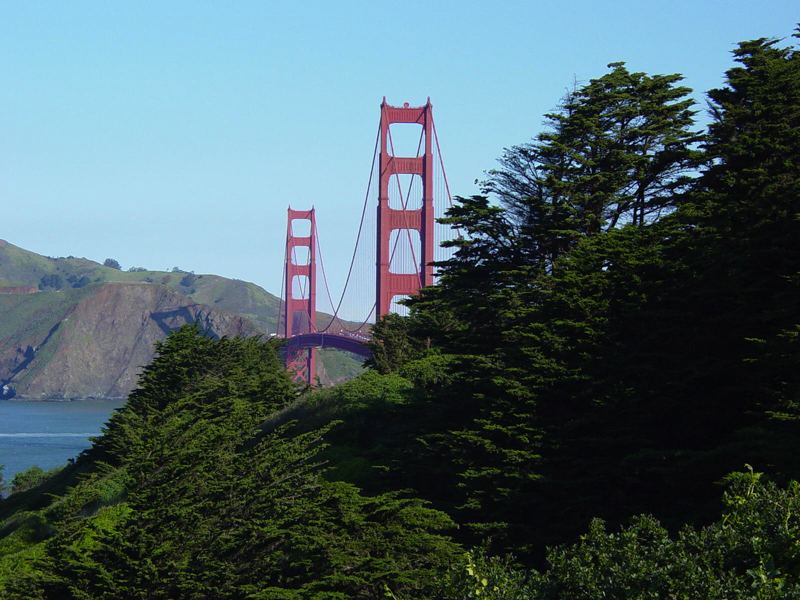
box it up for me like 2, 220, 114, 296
0, 285, 97, 343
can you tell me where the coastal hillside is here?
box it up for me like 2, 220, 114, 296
0, 282, 260, 399
0, 239, 281, 334
0, 240, 364, 397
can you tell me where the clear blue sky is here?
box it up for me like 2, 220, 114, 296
2, 1, 797, 315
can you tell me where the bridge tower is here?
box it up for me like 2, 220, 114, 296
283, 207, 317, 383
376, 98, 436, 316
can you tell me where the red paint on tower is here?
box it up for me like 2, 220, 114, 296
283, 207, 317, 383
376, 97, 435, 316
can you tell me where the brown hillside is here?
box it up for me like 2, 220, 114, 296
0, 283, 260, 400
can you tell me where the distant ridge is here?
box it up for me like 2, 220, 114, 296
0, 240, 362, 398
0, 238, 281, 334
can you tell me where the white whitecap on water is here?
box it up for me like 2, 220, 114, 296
0, 433, 95, 438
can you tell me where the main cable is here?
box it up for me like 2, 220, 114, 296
318, 125, 381, 333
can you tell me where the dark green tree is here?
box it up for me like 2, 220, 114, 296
24, 426, 459, 599
483, 62, 703, 268
703, 32, 800, 220
485, 31, 800, 552
38, 274, 63, 290
86, 323, 295, 467
66, 274, 91, 288
10, 466, 59, 494
403, 64, 703, 357
383, 31, 800, 561
4, 325, 462, 599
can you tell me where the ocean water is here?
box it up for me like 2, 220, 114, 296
0, 399, 126, 482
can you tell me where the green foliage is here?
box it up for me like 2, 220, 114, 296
180, 271, 197, 287
86, 322, 295, 467
361, 27, 800, 563
102, 258, 121, 270
429, 549, 533, 600
483, 62, 703, 264
37, 274, 63, 290
365, 313, 432, 374
0, 513, 53, 596
65, 273, 91, 288
704, 31, 800, 214
530, 469, 800, 599
426, 471, 800, 599
19, 431, 458, 599
0, 325, 461, 599
10, 467, 61, 494
266, 368, 419, 490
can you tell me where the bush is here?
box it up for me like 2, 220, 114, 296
10, 466, 59, 494
38, 274, 63, 290
66, 274, 90, 288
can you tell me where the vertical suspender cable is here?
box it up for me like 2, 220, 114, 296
319, 126, 381, 332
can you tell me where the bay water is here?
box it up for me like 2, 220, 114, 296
0, 399, 126, 483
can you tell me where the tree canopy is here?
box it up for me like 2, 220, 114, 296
366, 28, 800, 558
1, 325, 460, 599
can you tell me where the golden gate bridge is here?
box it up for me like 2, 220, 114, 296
278, 98, 457, 383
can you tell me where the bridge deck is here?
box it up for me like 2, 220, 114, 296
281, 333, 372, 358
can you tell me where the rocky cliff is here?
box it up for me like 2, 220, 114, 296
0, 282, 260, 399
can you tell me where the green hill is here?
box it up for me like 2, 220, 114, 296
0, 239, 281, 334
0, 240, 364, 397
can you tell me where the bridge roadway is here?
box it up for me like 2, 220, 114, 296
281, 332, 372, 359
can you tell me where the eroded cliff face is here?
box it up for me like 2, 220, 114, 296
0, 283, 260, 399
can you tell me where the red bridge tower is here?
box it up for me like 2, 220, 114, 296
283, 207, 317, 383
376, 98, 436, 315
282, 98, 446, 384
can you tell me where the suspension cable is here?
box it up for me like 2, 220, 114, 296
314, 219, 340, 333
278, 219, 288, 337
432, 119, 462, 238
317, 125, 381, 333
